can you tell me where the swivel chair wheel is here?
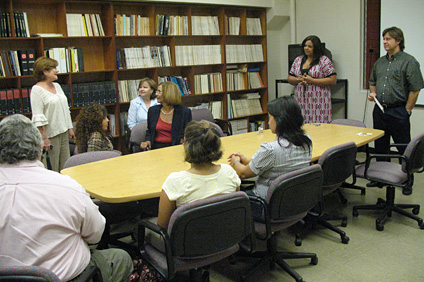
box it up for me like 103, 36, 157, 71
310, 256, 318, 265
341, 235, 349, 244
341, 218, 347, 227
412, 207, 420, 215
352, 209, 359, 217
295, 236, 302, 246
376, 222, 384, 231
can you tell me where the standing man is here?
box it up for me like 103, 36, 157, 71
368, 26, 424, 194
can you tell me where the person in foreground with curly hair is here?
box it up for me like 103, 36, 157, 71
75, 103, 113, 153
145, 121, 241, 251
0, 114, 132, 282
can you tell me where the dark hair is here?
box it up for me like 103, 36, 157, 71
267, 96, 312, 150
75, 103, 109, 153
33, 56, 58, 82
383, 26, 405, 51
0, 114, 43, 164
184, 120, 223, 164
139, 77, 157, 100
301, 35, 325, 69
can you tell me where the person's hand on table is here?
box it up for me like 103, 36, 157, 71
140, 141, 151, 151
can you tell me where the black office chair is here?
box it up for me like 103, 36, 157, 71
295, 142, 357, 245
353, 133, 424, 231
191, 108, 232, 136
0, 265, 102, 282
138, 191, 255, 281
241, 164, 323, 282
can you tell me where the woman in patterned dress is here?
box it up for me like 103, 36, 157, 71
288, 35, 337, 123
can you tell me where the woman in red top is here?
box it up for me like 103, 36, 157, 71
141, 81, 192, 150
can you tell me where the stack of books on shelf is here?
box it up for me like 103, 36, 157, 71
229, 119, 248, 135
114, 14, 150, 36
191, 16, 219, 35
117, 79, 140, 103
0, 49, 35, 77
227, 93, 263, 118
225, 16, 240, 35
72, 81, 116, 107
189, 101, 223, 119
175, 45, 221, 66
248, 68, 265, 89
155, 14, 189, 35
119, 112, 128, 135
44, 47, 84, 73
194, 73, 223, 94
0, 88, 23, 116
226, 70, 246, 91
116, 46, 171, 69
0, 12, 12, 37
226, 44, 264, 64
13, 12, 30, 37
66, 13, 105, 36
246, 18, 262, 35
158, 76, 191, 96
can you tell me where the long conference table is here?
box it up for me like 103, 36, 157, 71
61, 123, 384, 203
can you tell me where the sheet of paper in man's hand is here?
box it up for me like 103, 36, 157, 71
374, 97, 384, 113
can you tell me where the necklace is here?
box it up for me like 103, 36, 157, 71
161, 108, 174, 115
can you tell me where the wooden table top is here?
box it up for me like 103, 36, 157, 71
61, 123, 384, 203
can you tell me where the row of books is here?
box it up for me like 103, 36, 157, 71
116, 46, 171, 69
246, 18, 263, 36
227, 93, 263, 118
109, 112, 128, 136
44, 47, 84, 73
72, 81, 117, 107
247, 68, 265, 89
226, 71, 245, 91
155, 14, 189, 35
226, 44, 264, 64
229, 118, 248, 135
191, 16, 219, 35
190, 101, 223, 119
226, 17, 240, 35
117, 79, 140, 103
114, 14, 150, 36
0, 88, 26, 116
175, 45, 221, 66
0, 49, 35, 77
13, 12, 30, 37
66, 13, 105, 37
0, 12, 12, 37
194, 73, 223, 94
158, 76, 191, 96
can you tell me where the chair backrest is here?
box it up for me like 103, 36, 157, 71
266, 164, 323, 221
330, 118, 366, 128
191, 108, 214, 123
0, 266, 61, 282
63, 150, 122, 169
167, 191, 253, 257
318, 142, 358, 188
402, 132, 424, 173
129, 122, 148, 153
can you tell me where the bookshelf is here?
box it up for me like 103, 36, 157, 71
0, 0, 268, 151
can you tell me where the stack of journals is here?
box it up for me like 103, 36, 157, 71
226, 16, 240, 35
66, 13, 105, 36
248, 68, 265, 89
116, 46, 171, 69
229, 119, 248, 135
226, 44, 264, 64
226, 70, 246, 91
72, 81, 116, 107
246, 18, 262, 35
175, 45, 221, 66
191, 16, 219, 35
227, 93, 263, 118
155, 14, 188, 35
190, 101, 223, 119
118, 79, 140, 103
13, 12, 30, 37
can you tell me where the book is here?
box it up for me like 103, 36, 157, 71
0, 89, 7, 115
17, 49, 29, 75
21, 87, 30, 113
13, 88, 22, 113
26, 49, 35, 75
6, 89, 14, 114
32, 33, 64, 37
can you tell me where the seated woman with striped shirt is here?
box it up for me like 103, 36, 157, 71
75, 103, 113, 153
227, 96, 312, 204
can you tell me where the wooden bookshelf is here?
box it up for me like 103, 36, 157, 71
0, 0, 268, 151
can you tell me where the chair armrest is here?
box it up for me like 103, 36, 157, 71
389, 143, 408, 149
138, 219, 174, 280
364, 153, 409, 181
215, 119, 233, 135
248, 195, 272, 241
